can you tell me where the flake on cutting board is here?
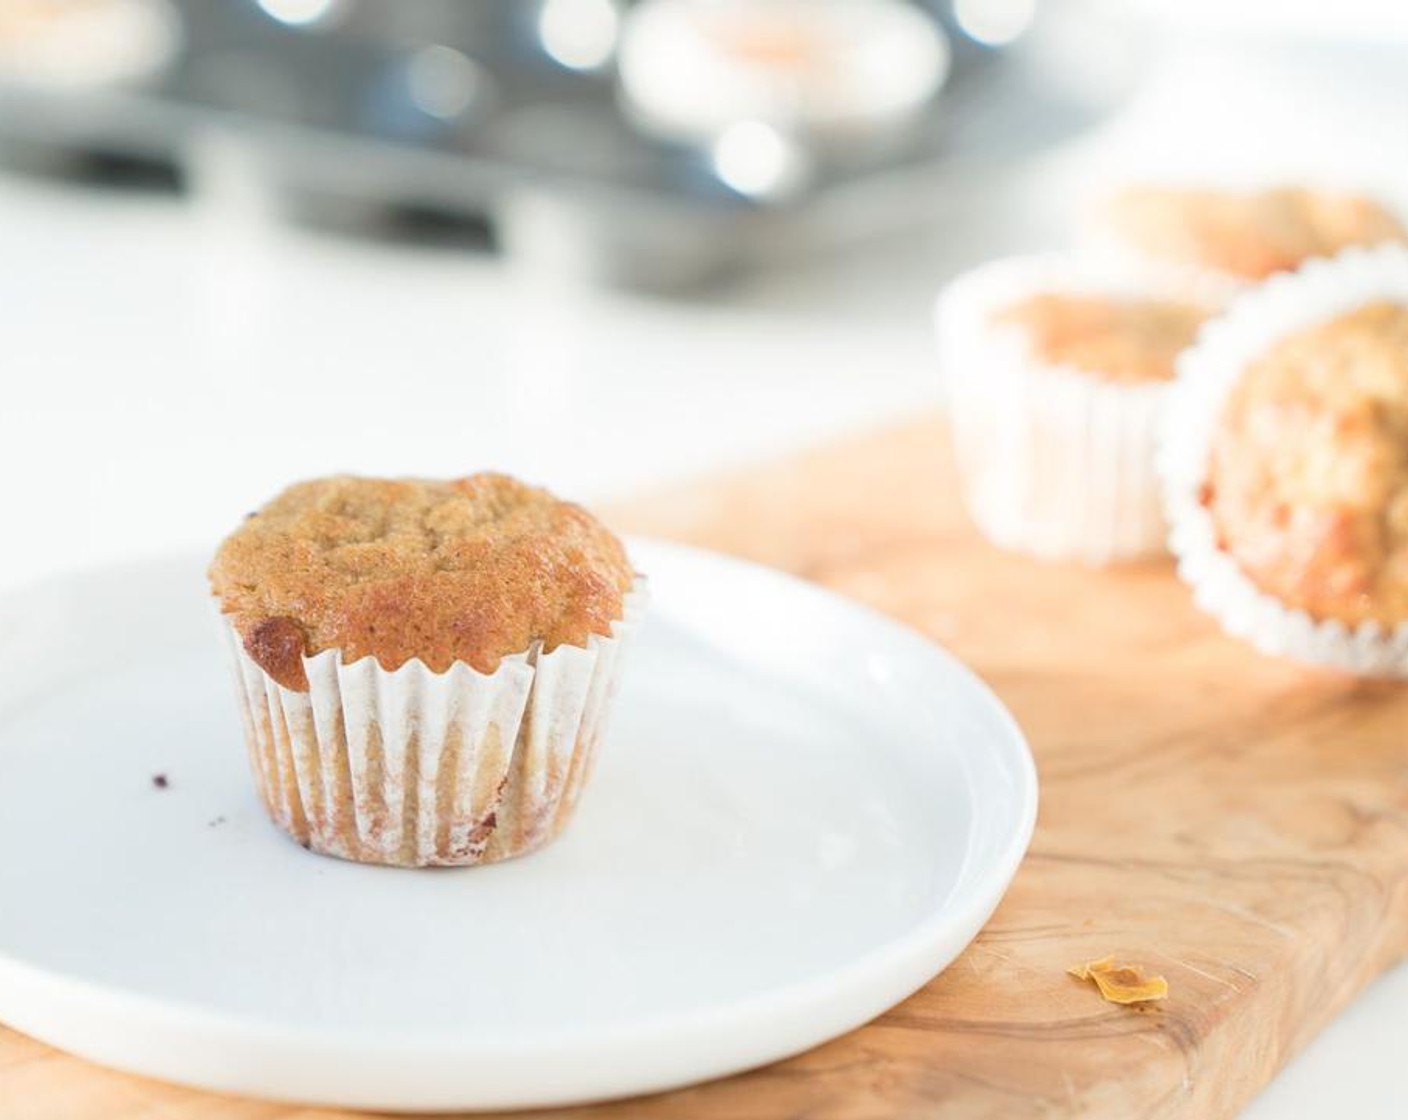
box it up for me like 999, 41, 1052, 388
1068, 956, 1168, 1004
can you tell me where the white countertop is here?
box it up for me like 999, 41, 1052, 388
0, 172, 943, 592
3, 26, 1407, 1116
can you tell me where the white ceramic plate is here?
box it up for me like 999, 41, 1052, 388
0, 539, 1036, 1112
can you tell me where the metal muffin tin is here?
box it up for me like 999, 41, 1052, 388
0, 0, 1138, 286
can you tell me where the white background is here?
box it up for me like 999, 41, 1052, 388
3, 8, 1408, 1115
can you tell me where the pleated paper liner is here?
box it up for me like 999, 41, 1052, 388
936, 253, 1174, 565
1160, 245, 1408, 675
220, 581, 648, 866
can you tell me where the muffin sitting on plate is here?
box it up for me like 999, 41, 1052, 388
937, 255, 1210, 564
209, 474, 647, 867
1092, 185, 1407, 303
1162, 245, 1408, 675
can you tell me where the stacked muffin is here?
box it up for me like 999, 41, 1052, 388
937, 184, 1408, 676
1097, 186, 1406, 300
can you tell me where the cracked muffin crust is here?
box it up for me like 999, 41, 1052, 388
209, 474, 635, 691
1202, 301, 1408, 626
1106, 186, 1406, 281
992, 292, 1209, 383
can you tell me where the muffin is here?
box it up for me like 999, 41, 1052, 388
1162, 245, 1408, 674
0, 0, 178, 88
209, 474, 647, 866
617, 0, 949, 154
936, 255, 1211, 564
1093, 185, 1407, 303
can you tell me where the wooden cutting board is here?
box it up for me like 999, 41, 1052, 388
5, 416, 1407, 1120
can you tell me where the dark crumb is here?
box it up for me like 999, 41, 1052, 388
245, 511, 258, 520
152, 773, 169, 790
207, 816, 227, 828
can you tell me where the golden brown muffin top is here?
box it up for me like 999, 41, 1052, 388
209, 475, 635, 691
1107, 186, 1406, 280
1203, 301, 1408, 626
992, 292, 1209, 383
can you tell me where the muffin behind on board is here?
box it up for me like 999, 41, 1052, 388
1091, 185, 1407, 303
937, 254, 1211, 565
1162, 245, 1408, 675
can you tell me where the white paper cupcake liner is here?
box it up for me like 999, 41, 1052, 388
1161, 244, 1408, 676
935, 254, 1176, 565
219, 580, 649, 866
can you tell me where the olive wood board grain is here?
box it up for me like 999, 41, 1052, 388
4, 415, 1406, 1120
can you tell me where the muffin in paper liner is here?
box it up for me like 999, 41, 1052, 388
935, 254, 1182, 565
1160, 244, 1408, 676
0, 0, 181, 89
1082, 224, 1252, 310
1081, 187, 1252, 308
219, 580, 649, 866
1083, 182, 1408, 309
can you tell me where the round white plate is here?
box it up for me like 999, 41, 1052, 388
0, 538, 1035, 1112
